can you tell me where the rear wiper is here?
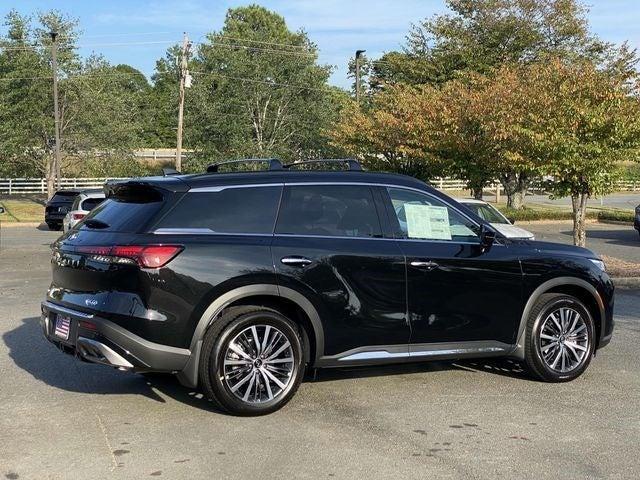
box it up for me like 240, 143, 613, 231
83, 219, 110, 229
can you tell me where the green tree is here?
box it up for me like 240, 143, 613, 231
329, 85, 445, 180
183, 5, 343, 168
0, 10, 150, 196
525, 60, 640, 246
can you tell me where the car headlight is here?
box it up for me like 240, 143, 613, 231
589, 259, 606, 271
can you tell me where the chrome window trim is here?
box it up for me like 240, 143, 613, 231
189, 183, 284, 193
153, 228, 272, 237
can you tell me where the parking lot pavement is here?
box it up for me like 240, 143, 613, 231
1, 226, 639, 480
523, 221, 639, 263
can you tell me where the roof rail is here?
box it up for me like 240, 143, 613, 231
284, 159, 362, 171
206, 158, 283, 173
162, 167, 181, 176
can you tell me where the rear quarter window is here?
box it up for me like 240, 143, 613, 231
156, 186, 282, 234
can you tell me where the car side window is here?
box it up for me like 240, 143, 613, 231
387, 188, 480, 242
157, 186, 282, 234
276, 185, 382, 238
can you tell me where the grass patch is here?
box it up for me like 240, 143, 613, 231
0, 196, 45, 223
496, 204, 635, 223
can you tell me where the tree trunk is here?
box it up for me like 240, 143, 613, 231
507, 190, 525, 209
571, 193, 588, 247
46, 155, 55, 199
471, 185, 483, 200
501, 172, 528, 209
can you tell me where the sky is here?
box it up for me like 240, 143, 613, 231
1, 0, 639, 88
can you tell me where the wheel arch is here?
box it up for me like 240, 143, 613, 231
512, 277, 605, 360
176, 284, 324, 388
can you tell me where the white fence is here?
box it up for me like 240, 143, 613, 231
1, 176, 639, 195
0, 178, 126, 194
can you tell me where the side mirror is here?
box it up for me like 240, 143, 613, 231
0, 206, 5, 214
480, 224, 496, 251
507, 217, 516, 225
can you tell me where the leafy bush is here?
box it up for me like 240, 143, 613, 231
597, 210, 635, 223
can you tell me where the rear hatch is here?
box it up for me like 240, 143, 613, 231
45, 191, 80, 218
48, 179, 187, 324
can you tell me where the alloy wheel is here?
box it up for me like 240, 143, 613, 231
539, 307, 590, 373
223, 324, 295, 404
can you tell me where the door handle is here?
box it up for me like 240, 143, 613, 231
410, 260, 439, 270
281, 256, 313, 267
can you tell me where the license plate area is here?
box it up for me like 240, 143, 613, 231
54, 315, 72, 340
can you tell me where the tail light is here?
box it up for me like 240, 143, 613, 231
72, 213, 86, 220
76, 245, 183, 268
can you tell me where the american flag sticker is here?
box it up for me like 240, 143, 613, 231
54, 315, 71, 340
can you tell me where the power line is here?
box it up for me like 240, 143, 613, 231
190, 70, 333, 92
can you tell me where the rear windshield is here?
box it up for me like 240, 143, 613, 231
81, 186, 164, 233
81, 197, 104, 211
51, 192, 79, 203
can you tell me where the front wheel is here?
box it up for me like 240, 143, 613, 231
199, 306, 305, 416
524, 293, 595, 382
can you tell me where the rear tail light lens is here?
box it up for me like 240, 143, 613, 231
76, 245, 183, 268
72, 213, 86, 220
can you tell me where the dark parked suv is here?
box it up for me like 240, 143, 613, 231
41, 159, 614, 415
45, 189, 81, 230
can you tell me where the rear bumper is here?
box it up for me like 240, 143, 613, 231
41, 301, 191, 373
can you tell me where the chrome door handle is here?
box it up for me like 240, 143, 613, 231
410, 260, 439, 270
281, 256, 313, 267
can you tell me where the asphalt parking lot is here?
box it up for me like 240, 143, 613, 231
1, 225, 639, 480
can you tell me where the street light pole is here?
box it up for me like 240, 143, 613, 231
355, 49, 366, 104
50, 31, 62, 193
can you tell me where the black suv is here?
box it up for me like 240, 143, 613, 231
42, 159, 614, 415
45, 189, 81, 230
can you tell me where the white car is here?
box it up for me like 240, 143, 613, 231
62, 189, 105, 232
458, 198, 535, 240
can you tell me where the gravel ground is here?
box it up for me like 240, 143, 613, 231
1, 226, 639, 480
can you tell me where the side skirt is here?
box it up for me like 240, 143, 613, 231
315, 341, 514, 368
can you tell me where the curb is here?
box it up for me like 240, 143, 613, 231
598, 219, 634, 226
612, 277, 640, 288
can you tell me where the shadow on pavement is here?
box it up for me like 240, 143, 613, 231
561, 228, 639, 247
5, 318, 532, 414
3, 317, 224, 414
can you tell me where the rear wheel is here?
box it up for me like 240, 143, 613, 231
524, 293, 595, 382
199, 306, 305, 416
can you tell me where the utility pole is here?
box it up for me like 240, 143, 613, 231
176, 32, 192, 172
355, 49, 366, 104
50, 31, 62, 192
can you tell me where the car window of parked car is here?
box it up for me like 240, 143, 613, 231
387, 188, 480, 242
464, 203, 508, 224
157, 186, 282, 234
50, 191, 78, 203
276, 185, 382, 238
80, 197, 104, 211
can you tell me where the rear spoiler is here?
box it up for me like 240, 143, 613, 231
105, 177, 190, 199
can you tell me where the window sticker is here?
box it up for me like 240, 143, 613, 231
404, 204, 452, 240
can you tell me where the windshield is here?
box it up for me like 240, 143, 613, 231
464, 203, 509, 224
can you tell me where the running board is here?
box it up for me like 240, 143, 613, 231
316, 341, 514, 367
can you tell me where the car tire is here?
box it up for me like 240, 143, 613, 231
199, 306, 305, 416
46, 222, 59, 231
524, 293, 595, 382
